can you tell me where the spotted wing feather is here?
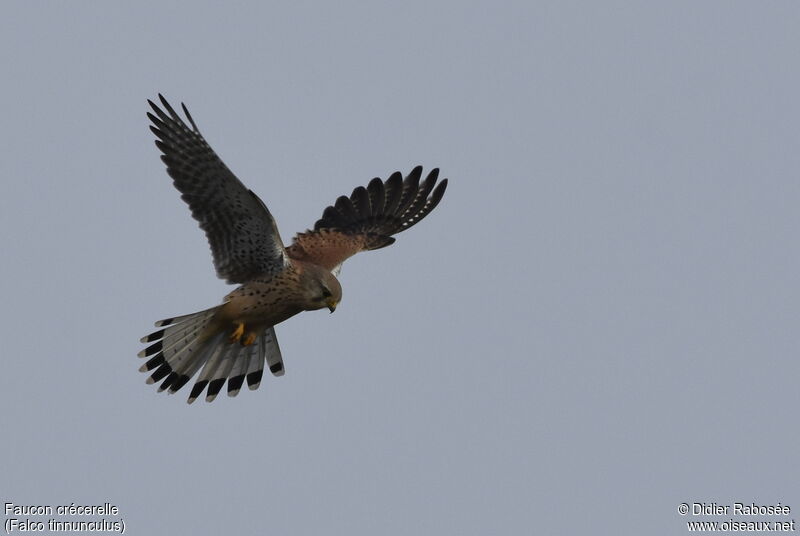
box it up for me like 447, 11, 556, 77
148, 94, 287, 284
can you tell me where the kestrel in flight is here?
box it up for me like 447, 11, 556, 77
139, 95, 448, 403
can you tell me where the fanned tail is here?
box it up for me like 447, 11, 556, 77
138, 310, 284, 403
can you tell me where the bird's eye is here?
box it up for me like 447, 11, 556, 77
322, 288, 332, 298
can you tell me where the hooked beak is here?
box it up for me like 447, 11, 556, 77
326, 299, 338, 313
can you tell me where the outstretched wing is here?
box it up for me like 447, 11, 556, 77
148, 94, 288, 284
286, 166, 448, 271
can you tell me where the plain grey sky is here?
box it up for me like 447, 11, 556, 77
1, 1, 799, 534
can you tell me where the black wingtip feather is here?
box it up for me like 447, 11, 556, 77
148, 99, 172, 124
158, 94, 177, 118
334, 195, 357, 222
431, 179, 448, 205
314, 206, 348, 230
396, 168, 422, 217
402, 178, 448, 233
382, 171, 404, 215
350, 186, 371, 219
181, 102, 199, 132
400, 169, 438, 220
146, 99, 159, 114
147, 112, 167, 130
367, 177, 386, 216
154, 139, 171, 154
308, 166, 448, 239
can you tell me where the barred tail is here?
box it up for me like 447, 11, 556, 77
138, 309, 284, 403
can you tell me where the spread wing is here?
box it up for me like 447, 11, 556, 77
286, 166, 448, 271
148, 95, 288, 284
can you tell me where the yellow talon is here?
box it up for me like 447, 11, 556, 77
229, 322, 245, 343
242, 332, 257, 346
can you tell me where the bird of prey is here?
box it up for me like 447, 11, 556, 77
138, 95, 448, 404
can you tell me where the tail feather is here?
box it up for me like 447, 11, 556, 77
155, 331, 211, 391
264, 327, 285, 376
168, 332, 225, 394
226, 341, 253, 397
245, 334, 267, 390
140, 309, 217, 388
205, 346, 240, 402
138, 308, 217, 358
187, 341, 232, 404
153, 306, 219, 328
139, 308, 285, 403
180, 340, 223, 400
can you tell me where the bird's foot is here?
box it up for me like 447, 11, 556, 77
242, 332, 257, 346
229, 322, 245, 344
